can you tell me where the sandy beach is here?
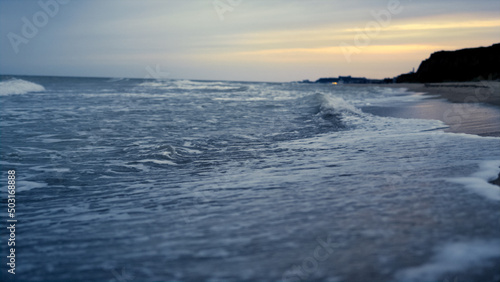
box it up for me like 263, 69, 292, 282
358, 81, 500, 185
349, 81, 500, 137
385, 81, 500, 106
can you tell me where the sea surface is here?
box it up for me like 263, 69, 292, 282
1, 76, 500, 281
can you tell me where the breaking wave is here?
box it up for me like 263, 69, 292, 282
0, 78, 46, 96
299, 93, 361, 116
138, 79, 247, 92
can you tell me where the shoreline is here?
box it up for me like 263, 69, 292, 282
346, 81, 500, 137
347, 81, 500, 187
379, 81, 500, 106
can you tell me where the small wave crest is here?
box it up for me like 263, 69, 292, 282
291, 93, 362, 134
0, 78, 46, 96
138, 79, 247, 92
129, 143, 203, 167
299, 92, 361, 126
300, 93, 361, 117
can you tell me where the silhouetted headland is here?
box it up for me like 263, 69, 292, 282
396, 43, 500, 83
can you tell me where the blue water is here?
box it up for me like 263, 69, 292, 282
1, 76, 500, 281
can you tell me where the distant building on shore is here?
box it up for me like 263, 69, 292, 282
314, 76, 391, 84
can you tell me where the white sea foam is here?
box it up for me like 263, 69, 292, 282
16, 181, 48, 192
4, 77, 500, 280
138, 81, 167, 88
395, 240, 500, 281
139, 79, 244, 91
299, 93, 361, 117
0, 78, 45, 95
178, 147, 203, 154
318, 93, 361, 115
448, 160, 500, 200
138, 159, 177, 166
213, 97, 270, 101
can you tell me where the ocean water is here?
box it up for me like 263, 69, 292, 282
1, 76, 500, 281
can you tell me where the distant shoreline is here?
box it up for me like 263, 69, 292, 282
346, 81, 500, 137
350, 81, 500, 186
380, 81, 500, 106
346, 81, 500, 106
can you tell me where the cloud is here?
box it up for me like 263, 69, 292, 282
1, 0, 499, 81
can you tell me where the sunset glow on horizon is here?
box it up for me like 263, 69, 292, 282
1, 0, 499, 81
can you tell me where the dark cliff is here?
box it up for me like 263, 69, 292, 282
396, 43, 500, 83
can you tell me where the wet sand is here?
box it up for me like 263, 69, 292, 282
354, 81, 500, 186
386, 81, 500, 106
349, 81, 500, 137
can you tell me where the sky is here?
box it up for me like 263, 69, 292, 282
1, 0, 499, 82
